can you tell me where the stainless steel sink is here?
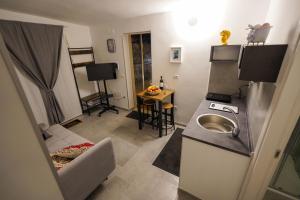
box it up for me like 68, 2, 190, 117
196, 114, 237, 134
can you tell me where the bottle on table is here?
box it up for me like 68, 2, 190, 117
159, 76, 164, 90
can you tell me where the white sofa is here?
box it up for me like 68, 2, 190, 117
45, 124, 116, 200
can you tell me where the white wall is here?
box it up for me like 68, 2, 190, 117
90, 0, 270, 124
0, 35, 64, 200
0, 9, 93, 125
266, 0, 300, 44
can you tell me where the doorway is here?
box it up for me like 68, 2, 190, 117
129, 32, 152, 107
264, 117, 300, 200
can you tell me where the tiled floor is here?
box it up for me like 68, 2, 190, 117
68, 109, 199, 200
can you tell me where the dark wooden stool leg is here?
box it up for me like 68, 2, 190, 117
151, 105, 155, 129
137, 96, 143, 129
146, 105, 149, 120
155, 103, 158, 130
142, 105, 145, 123
158, 102, 163, 137
171, 107, 175, 130
165, 109, 168, 135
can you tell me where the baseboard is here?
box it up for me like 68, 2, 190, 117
177, 188, 200, 200
175, 121, 187, 127
60, 114, 82, 126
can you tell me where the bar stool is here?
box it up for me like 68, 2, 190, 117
163, 102, 175, 135
142, 99, 156, 129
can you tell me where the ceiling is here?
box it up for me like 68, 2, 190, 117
0, 0, 181, 25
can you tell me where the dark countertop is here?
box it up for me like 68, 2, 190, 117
182, 98, 252, 157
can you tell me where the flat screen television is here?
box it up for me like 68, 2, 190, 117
86, 63, 117, 81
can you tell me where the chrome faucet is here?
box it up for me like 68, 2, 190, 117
223, 107, 240, 137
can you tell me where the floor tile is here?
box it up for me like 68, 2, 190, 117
70, 109, 197, 200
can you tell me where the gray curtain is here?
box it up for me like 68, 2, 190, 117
0, 20, 64, 124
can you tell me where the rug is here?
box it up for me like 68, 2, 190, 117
126, 111, 140, 120
126, 110, 159, 124
152, 128, 184, 176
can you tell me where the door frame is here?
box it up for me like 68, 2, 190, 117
122, 31, 151, 110
122, 33, 135, 110
238, 25, 300, 200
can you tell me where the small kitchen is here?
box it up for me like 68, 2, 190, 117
179, 30, 288, 200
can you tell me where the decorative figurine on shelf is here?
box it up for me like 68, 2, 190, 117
220, 30, 231, 45
246, 23, 272, 45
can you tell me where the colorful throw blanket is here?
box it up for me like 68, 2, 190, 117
51, 143, 94, 170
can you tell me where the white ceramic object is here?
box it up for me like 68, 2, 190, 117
247, 23, 272, 43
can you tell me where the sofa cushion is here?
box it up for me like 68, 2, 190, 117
45, 124, 91, 153
38, 123, 52, 140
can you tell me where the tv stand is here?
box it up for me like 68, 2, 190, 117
97, 80, 119, 117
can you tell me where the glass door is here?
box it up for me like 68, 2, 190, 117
130, 33, 152, 95
264, 117, 300, 200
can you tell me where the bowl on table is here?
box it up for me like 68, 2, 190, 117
146, 86, 161, 96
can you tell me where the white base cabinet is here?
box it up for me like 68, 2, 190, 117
179, 137, 251, 200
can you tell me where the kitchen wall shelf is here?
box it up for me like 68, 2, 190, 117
210, 45, 241, 62
238, 44, 288, 82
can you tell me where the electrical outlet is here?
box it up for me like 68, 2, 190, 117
174, 75, 180, 79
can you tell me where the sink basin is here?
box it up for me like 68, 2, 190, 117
196, 114, 237, 134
